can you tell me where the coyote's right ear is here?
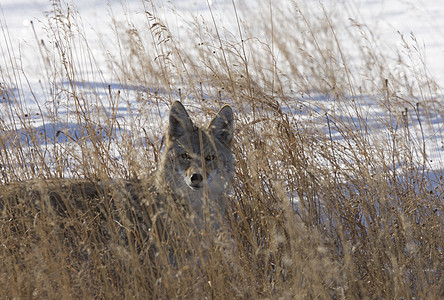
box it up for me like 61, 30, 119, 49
167, 101, 194, 140
208, 105, 234, 147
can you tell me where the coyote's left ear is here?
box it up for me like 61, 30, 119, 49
208, 105, 234, 147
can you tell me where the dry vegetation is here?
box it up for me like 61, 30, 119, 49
0, 0, 443, 298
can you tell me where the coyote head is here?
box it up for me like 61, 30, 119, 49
158, 101, 234, 222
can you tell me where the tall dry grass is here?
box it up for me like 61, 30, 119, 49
0, 0, 443, 298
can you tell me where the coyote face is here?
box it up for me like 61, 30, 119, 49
157, 101, 234, 222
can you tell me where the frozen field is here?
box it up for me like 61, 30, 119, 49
1, 1, 443, 298
1, 0, 443, 178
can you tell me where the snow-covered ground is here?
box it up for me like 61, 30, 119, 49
2, 0, 444, 83
0, 0, 443, 181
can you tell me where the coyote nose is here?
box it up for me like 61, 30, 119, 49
190, 173, 203, 185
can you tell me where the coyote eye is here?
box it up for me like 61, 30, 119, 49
180, 153, 191, 160
205, 154, 216, 161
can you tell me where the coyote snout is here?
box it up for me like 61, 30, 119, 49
186, 165, 204, 189
184, 159, 219, 190
189, 172, 203, 187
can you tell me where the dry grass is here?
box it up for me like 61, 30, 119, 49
0, 0, 443, 298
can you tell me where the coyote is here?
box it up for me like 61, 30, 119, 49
156, 101, 234, 226
0, 101, 234, 245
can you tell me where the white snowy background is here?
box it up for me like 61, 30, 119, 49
3, 0, 444, 83
0, 0, 443, 181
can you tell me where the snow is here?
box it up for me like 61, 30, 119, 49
0, 0, 443, 183
2, 0, 444, 77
